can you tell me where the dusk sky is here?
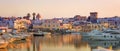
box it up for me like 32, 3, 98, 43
0, 0, 120, 18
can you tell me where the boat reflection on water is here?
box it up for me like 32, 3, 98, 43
74, 41, 91, 51
85, 40, 119, 49
33, 34, 120, 51
7, 38, 32, 51
0, 48, 7, 51
1, 34, 120, 51
33, 34, 91, 51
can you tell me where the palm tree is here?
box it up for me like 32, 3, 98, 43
32, 12, 36, 20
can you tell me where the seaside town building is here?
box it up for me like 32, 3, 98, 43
14, 18, 31, 30
87, 12, 98, 23
72, 21, 109, 32
98, 16, 120, 29
0, 12, 120, 33
33, 19, 72, 30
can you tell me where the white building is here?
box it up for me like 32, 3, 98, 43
33, 19, 72, 30
14, 19, 31, 29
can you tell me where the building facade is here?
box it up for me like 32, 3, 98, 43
87, 12, 98, 23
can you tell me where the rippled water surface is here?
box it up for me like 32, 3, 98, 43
1, 34, 120, 51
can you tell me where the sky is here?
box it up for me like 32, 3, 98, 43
0, 0, 120, 19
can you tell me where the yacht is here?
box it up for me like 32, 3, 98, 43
81, 30, 120, 40
103, 29, 120, 39
103, 29, 120, 34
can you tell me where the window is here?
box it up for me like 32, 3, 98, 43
53, 21, 55, 23
53, 25, 55, 27
104, 43, 106, 45
48, 25, 50, 27
95, 26, 97, 28
49, 21, 50, 23
56, 25, 59, 27
104, 35, 106, 38
111, 36, 113, 38
44, 25, 46, 27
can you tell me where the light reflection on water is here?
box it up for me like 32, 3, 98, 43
1, 34, 120, 51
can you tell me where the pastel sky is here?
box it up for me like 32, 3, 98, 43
0, 0, 120, 18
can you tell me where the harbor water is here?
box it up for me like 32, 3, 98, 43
1, 34, 120, 51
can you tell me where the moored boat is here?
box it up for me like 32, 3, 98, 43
1, 33, 15, 43
33, 31, 51, 36
0, 37, 8, 48
81, 30, 120, 40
